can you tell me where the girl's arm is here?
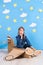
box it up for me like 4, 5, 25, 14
25, 36, 36, 51
25, 36, 32, 47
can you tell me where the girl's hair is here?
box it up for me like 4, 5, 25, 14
18, 26, 25, 31
18, 26, 25, 39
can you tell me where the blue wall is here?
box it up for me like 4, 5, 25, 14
0, 0, 43, 49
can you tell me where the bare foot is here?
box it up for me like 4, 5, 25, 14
33, 50, 41, 56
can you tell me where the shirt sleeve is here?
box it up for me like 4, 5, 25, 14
23, 36, 32, 48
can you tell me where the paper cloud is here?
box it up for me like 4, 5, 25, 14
20, 13, 27, 18
3, 0, 11, 3
29, 23, 37, 27
2, 9, 10, 14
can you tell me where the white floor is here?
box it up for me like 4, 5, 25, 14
0, 49, 43, 65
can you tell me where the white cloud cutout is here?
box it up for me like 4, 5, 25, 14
20, 13, 27, 18
41, 1, 43, 4
3, 0, 11, 3
29, 23, 37, 27
2, 9, 10, 14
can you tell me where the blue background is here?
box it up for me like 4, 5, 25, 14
0, 0, 43, 49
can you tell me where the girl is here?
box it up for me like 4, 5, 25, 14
5, 27, 41, 61
16, 26, 41, 56
16, 26, 35, 50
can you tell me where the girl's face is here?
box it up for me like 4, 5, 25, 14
19, 28, 24, 36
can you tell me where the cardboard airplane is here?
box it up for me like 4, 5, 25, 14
5, 36, 41, 61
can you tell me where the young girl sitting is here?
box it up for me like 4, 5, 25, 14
5, 26, 41, 61
16, 27, 41, 56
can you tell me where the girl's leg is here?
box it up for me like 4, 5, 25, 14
30, 47, 41, 56
24, 47, 41, 58
22, 47, 34, 58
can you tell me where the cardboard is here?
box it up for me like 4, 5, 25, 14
5, 47, 24, 61
5, 36, 41, 61
7, 36, 15, 53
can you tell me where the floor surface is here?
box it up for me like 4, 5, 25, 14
0, 49, 43, 65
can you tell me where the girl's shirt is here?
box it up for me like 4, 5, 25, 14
16, 35, 32, 48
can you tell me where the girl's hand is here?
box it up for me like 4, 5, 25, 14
30, 46, 36, 51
